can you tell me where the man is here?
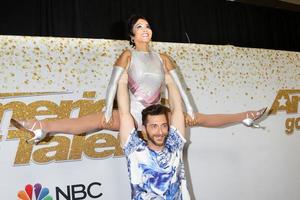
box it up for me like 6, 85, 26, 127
117, 71, 190, 199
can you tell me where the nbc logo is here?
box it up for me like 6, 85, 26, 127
18, 183, 53, 200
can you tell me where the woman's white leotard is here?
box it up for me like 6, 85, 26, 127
128, 50, 165, 130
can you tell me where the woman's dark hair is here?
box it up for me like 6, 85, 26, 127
127, 14, 148, 47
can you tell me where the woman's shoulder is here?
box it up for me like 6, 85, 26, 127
159, 53, 176, 71
114, 49, 132, 68
120, 49, 132, 58
159, 52, 173, 63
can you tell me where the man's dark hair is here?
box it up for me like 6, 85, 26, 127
142, 104, 170, 126
127, 14, 149, 47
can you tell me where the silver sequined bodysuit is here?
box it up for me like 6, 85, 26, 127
128, 50, 165, 129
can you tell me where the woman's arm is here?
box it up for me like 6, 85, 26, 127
160, 53, 195, 119
103, 50, 131, 122
159, 54, 266, 129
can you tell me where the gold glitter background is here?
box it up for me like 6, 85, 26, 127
1, 36, 298, 98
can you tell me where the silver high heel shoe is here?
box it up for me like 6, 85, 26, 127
242, 107, 267, 129
10, 118, 47, 144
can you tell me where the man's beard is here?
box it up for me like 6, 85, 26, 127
146, 132, 167, 147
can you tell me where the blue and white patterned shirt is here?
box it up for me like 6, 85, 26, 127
123, 126, 190, 200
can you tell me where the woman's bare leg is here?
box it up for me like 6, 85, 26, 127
185, 112, 245, 127
185, 107, 267, 127
16, 110, 120, 135
167, 110, 244, 127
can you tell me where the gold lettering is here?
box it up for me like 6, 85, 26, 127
295, 117, 300, 130
29, 100, 59, 117
113, 134, 124, 157
6, 130, 34, 165
84, 133, 118, 159
0, 92, 123, 165
1, 101, 30, 120
269, 90, 299, 115
0, 96, 105, 121
32, 136, 70, 163
71, 99, 105, 117
69, 134, 86, 160
285, 117, 300, 135
285, 118, 294, 134
56, 100, 75, 119
83, 91, 96, 98
291, 96, 299, 114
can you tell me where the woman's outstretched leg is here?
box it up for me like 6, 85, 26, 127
11, 110, 120, 143
185, 107, 267, 128
43, 110, 120, 134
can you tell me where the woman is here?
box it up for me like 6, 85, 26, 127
11, 15, 266, 144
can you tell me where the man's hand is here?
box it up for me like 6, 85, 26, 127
102, 114, 114, 129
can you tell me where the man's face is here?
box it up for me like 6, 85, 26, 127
143, 114, 169, 151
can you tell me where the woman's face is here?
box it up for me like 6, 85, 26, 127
132, 19, 152, 45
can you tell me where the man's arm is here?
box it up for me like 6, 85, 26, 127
165, 73, 185, 137
117, 71, 135, 147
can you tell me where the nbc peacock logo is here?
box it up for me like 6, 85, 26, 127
17, 183, 53, 200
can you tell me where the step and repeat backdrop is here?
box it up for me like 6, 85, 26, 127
0, 36, 299, 200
